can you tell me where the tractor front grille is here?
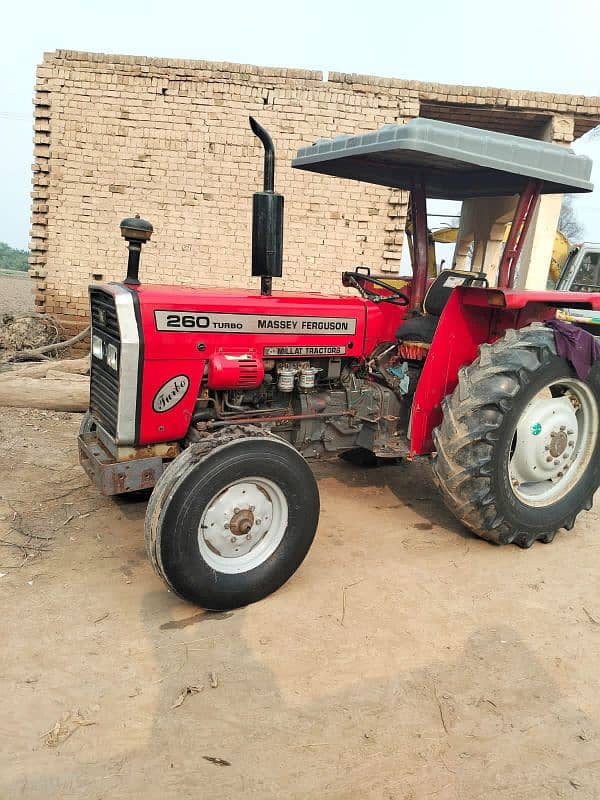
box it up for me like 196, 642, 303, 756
89, 289, 120, 438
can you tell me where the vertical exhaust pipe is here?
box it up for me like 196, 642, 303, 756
251, 116, 275, 192
249, 117, 284, 296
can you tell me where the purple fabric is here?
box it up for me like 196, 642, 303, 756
546, 319, 600, 380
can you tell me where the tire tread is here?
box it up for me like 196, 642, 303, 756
144, 426, 316, 604
432, 324, 595, 548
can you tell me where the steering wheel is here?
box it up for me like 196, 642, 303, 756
343, 271, 410, 306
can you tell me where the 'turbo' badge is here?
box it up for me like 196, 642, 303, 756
153, 375, 190, 413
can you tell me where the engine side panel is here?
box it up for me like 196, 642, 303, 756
133, 286, 384, 444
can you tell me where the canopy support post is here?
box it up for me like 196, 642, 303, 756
497, 179, 542, 289
410, 177, 429, 311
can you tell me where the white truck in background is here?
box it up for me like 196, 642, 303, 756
556, 244, 600, 332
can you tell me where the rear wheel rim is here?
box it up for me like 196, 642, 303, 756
508, 377, 598, 507
198, 477, 288, 574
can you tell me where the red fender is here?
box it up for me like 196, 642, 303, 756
409, 287, 558, 456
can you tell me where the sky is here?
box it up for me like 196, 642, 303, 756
2, 0, 600, 251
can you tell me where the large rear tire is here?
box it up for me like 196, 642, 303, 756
432, 324, 600, 547
145, 427, 320, 609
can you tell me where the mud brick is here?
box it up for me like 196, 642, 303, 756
29, 50, 600, 320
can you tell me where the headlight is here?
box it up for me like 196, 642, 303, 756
92, 334, 104, 360
106, 343, 118, 372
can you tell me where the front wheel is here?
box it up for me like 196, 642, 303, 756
432, 324, 600, 547
79, 410, 97, 436
145, 428, 320, 609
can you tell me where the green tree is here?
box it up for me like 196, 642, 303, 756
558, 196, 585, 243
0, 242, 29, 272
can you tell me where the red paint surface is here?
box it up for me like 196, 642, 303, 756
129, 282, 598, 449
409, 287, 566, 456
409, 289, 491, 456
133, 285, 402, 444
462, 287, 600, 310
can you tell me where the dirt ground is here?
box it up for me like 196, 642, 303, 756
0, 271, 35, 316
1, 406, 600, 799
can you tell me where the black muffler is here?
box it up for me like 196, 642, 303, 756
249, 117, 284, 296
120, 215, 153, 285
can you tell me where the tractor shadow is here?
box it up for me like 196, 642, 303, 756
7, 605, 597, 799
109, 453, 474, 544
112, 488, 152, 521
312, 454, 476, 542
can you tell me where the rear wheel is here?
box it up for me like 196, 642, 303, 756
145, 427, 320, 609
432, 324, 600, 547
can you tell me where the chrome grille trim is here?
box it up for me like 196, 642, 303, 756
89, 284, 140, 445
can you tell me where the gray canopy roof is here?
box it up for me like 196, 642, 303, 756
291, 118, 593, 199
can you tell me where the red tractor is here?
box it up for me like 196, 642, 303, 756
79, 117, 600, 609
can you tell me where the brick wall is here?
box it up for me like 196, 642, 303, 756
31, 51, 600, 323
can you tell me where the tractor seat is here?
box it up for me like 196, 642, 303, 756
396, 269, 487, 343
395, 314, 439, 344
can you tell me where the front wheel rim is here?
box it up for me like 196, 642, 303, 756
508, 377, 598, 507
198, 477, 288, 574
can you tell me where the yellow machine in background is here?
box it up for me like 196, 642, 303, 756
404, 207, 450, 279
410, 221, 572, 285
393, 210, 599, 332
548, 230, 571, 285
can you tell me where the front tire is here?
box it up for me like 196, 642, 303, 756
432, 324, 600, 547
79, 410, 97, 435
145, 428, 320, 609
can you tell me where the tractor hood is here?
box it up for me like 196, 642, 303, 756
292, 118, 594, 200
